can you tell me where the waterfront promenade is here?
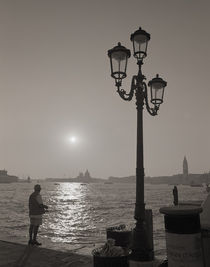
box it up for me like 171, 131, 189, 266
0, 240, 92, 267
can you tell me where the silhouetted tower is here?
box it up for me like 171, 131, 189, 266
84, 169, 90, 178
183, 156, 188, 178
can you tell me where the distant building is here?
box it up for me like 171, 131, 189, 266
146, 156, 206, 185
183, 156, 188, 178
77, 170, 90, 179
0, 170, 19, 183
84, 169, 90, 179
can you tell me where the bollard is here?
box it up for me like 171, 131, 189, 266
172, 186, 178, 206
201, 229, 210, 267
200, 192, 210, 266
160, 205, 204, 267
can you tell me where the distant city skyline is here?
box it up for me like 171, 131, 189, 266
1, 0, 210, 179
2, 156, 210, 180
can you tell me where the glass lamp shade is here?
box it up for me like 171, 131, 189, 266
130, 27, 150, 61
148, 74, 167, 107
108, 42, 131, 83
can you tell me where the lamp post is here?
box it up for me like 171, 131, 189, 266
108, 27, 167, 262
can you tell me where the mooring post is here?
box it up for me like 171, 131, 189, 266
160, 205, 204, 267
172, 186, 178, 206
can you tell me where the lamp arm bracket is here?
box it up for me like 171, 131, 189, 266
143, 82, 158, 116
117, 76, 137, 101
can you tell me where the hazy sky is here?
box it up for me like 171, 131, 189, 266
1, 0, 210, 179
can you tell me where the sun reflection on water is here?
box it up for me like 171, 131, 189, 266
44, 182, 100, 244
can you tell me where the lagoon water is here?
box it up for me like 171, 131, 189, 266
0, 181, 206, 258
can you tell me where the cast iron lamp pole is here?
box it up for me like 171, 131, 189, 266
108, 27, 167, 261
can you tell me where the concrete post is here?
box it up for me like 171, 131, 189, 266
200, 192, 210, 267
160, 205, 204, 267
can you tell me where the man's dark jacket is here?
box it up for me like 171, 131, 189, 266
29, 192, 45, 216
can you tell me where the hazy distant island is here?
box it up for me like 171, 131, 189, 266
108, 157, 210, 186
107, 173, 210, 185
0, 170, 31, 183
45, 169, 104, 183
109, 157, 210, 186
0, 170, 19, 183
1, 157, 210, 185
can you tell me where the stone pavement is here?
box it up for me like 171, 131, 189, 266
0, 240, 92, 267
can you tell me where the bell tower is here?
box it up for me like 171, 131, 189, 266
183, 156, 188, 178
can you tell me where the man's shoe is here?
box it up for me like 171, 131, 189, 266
33, 240, 42, 246
28, 240, 34, 245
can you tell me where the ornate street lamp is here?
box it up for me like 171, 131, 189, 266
108, 27, 167, 262
108, 42, 131, 88
130, 27, 150, 61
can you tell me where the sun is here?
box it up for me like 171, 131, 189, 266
65, 134, 81, 146
69, 136, 77, 144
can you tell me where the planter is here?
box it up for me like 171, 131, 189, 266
106, 226, 132, 248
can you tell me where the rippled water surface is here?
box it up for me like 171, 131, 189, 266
0, 182, 206, 257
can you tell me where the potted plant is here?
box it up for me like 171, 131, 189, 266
92, 238, 131, 267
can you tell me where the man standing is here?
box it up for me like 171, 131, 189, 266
28, 184, 48, 246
